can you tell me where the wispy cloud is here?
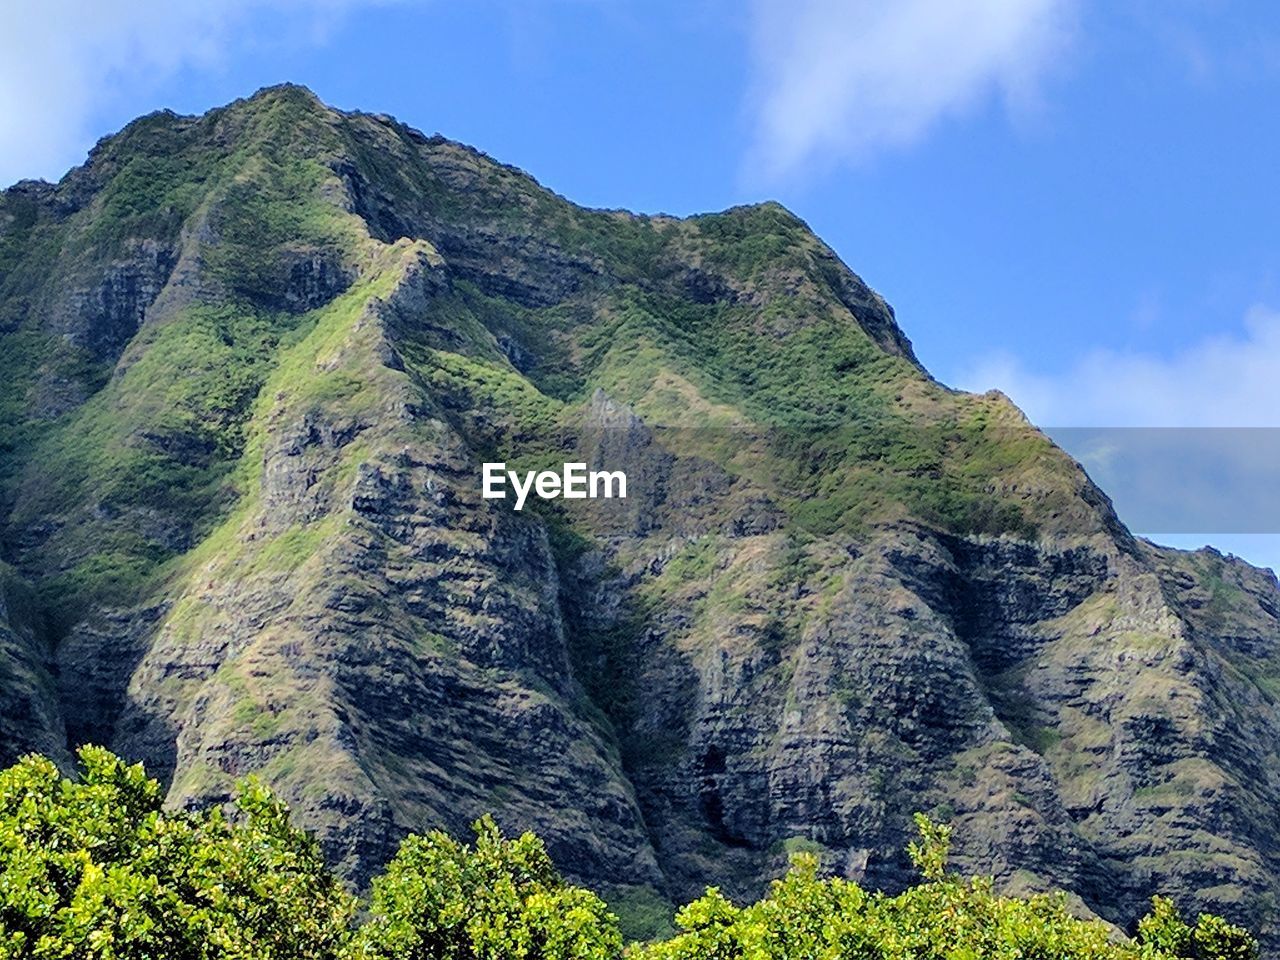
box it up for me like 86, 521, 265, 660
957, 305, 1280, 427
743, 0, 1077, 181
0, 0, 380, 187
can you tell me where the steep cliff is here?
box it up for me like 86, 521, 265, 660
2, 85, 1279, 947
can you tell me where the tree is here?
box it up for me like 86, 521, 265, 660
636, 816, 1258, 960
351, 815, 622, 960
0, 751, 1260, 960
1138, 897, 1257, 960
0, 747, 354, 959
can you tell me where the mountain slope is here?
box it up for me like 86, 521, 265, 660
2, 85, 1280, 947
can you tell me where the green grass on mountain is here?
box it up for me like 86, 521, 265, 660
11, 301, 314, 630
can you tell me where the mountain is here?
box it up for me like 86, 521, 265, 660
3, 84, 1280, 947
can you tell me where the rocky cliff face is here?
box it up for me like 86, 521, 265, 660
2, 84, 1280, 947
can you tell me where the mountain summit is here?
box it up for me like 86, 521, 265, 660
2, 85, 1279, 946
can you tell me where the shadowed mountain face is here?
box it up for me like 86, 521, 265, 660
3, 84, 1280, 947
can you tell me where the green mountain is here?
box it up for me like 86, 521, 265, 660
3, 85, 1280, 948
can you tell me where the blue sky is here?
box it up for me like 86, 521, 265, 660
3, 0, 1278, 569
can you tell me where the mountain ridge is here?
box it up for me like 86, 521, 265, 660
3, 85, 1280, 949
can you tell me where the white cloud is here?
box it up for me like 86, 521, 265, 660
956, 307, 1280, 574
957, 305, 1280, 427
744, 0, 1077, 180
0, 0, 377, 187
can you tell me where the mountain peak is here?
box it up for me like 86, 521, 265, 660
244, 80, 325, 103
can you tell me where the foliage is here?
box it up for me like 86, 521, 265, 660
636, 815, 1257, 960
0, 746, 355, 959
0, 751, 1259, 960
352, 815, 622, 960
905, 811, 951, 882
1137, 897, 1258, 960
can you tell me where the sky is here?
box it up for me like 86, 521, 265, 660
3, 0, 1278, 570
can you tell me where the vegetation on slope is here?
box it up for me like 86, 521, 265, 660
0, 751, 1256, 959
